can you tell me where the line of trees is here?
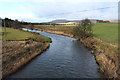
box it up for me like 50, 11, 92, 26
20, 22, 51, 25
2, 18, 22, 29
1, 18, 37, 30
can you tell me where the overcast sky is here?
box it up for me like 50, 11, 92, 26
0, 0, 119, 22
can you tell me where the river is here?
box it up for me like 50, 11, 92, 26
8, 29, 101, 78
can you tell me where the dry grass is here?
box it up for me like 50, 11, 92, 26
2, 40, 50, 77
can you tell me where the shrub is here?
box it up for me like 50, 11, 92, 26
73, 19, 93, 37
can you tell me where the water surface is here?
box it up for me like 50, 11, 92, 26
8, 29, 101, 78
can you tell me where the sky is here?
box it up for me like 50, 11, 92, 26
0, 0, 119, 22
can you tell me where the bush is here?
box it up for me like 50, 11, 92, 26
73, 19, 93, 37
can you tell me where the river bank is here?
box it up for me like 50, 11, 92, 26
32, 28, 119, 78
2, 40, 50, 78
2, 28, 51, 78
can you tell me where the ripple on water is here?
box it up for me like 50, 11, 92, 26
8, 29, 102, 78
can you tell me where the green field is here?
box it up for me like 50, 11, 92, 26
25, 23, 118, 45
93, 23, 118, 45
1, 28, 51, 42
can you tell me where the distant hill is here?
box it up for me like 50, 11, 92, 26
50, 19, 70, 23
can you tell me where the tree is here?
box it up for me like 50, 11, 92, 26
4, 18, 12, 27
12, 19, 21, 29
73, 18, 93, 37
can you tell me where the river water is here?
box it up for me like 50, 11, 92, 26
8, 29, 101, 78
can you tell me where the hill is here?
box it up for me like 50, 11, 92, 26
50, 19, 70, 23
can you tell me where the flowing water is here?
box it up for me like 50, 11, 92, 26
8, 29, 101, 78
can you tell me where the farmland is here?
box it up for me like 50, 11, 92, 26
93, 23, 118, 45
32, 23, 118, 45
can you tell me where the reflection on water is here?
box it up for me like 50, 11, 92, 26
8, 28, 101, 78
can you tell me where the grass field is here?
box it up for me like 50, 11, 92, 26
93, 23, 118, 45
32, 23, 118, 45
1, 28, 51, 42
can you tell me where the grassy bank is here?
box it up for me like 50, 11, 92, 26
2, 28, 51, 42
25, 23, 119, 78
2, 27, 52, 78
79, 37, 118, 78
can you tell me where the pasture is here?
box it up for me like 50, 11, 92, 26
1, 28, 51, 42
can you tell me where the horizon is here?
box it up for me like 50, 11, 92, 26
1, 18, 119, 23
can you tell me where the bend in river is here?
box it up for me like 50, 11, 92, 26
8, 28, 101, 78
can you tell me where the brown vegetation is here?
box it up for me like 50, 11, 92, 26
79, 37, 118, 78
2, 40, 50, 78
